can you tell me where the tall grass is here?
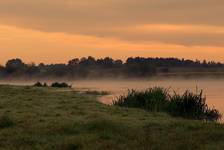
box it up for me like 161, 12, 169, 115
113, 87, 221, 121
114, 87, 169, 112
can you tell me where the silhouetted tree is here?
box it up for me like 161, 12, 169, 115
26, 63, 39, 77
0, 65, 6, 77
68, 58, 79, 66
0, 57, 223, 79
5, 58, 27, 74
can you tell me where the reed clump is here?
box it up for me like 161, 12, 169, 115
113, 87, 221, 122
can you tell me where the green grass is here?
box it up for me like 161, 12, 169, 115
0, 85, 224, 149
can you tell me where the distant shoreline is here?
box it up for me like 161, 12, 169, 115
0, 57, 223, 79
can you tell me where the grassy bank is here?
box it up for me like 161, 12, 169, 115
0, 85, 224, 149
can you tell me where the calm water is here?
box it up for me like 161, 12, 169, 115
73, 79, 224, 116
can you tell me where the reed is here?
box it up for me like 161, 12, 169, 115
113, 87, 221, 121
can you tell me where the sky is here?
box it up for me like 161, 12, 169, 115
0, 0, 224, 64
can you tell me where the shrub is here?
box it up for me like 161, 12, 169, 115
34, 81, 43, 87
34, 82, 48, 87
51, 82, 71, 88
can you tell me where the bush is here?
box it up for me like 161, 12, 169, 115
34, 81, 43, 87
34, 82, 48, 87
113, 87, 222, 122
51, 82, 71, 88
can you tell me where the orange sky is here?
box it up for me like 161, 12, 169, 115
0, 0, 224, 64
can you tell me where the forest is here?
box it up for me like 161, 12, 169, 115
0, 57, 224, 79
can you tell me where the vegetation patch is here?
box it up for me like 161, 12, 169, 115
33, 82, 71, 88
0, 85, 223, 149
34, 82, 48, 87
51, 82, 72, 88
113, 87, 222, 121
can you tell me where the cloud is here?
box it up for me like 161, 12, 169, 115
0, 24, 224, 64
0, 0, 224, 48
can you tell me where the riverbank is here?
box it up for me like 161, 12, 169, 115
0, 85, 224, 149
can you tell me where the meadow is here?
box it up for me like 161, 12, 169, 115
0, 85, 224, 149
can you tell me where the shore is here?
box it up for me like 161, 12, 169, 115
0, 85, 224, 149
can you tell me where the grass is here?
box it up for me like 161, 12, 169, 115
168, 90, 221, 121
113, 87, 169, 112
0, 115, 14, 128
113, 87, 221, 121
0, 85, 223, 149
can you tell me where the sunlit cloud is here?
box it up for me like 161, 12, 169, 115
0, 24, 224, 64
0, 0, 224, 63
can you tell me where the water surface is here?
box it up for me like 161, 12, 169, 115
73, 79, 224, 117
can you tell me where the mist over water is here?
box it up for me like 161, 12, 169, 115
1, 78, 224, 118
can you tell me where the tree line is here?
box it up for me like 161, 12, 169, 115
0, 56, 223, 79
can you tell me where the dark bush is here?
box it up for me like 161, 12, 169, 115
34, 81, 43, 87
51, 82, 71, 88
34, 82, 48, 87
